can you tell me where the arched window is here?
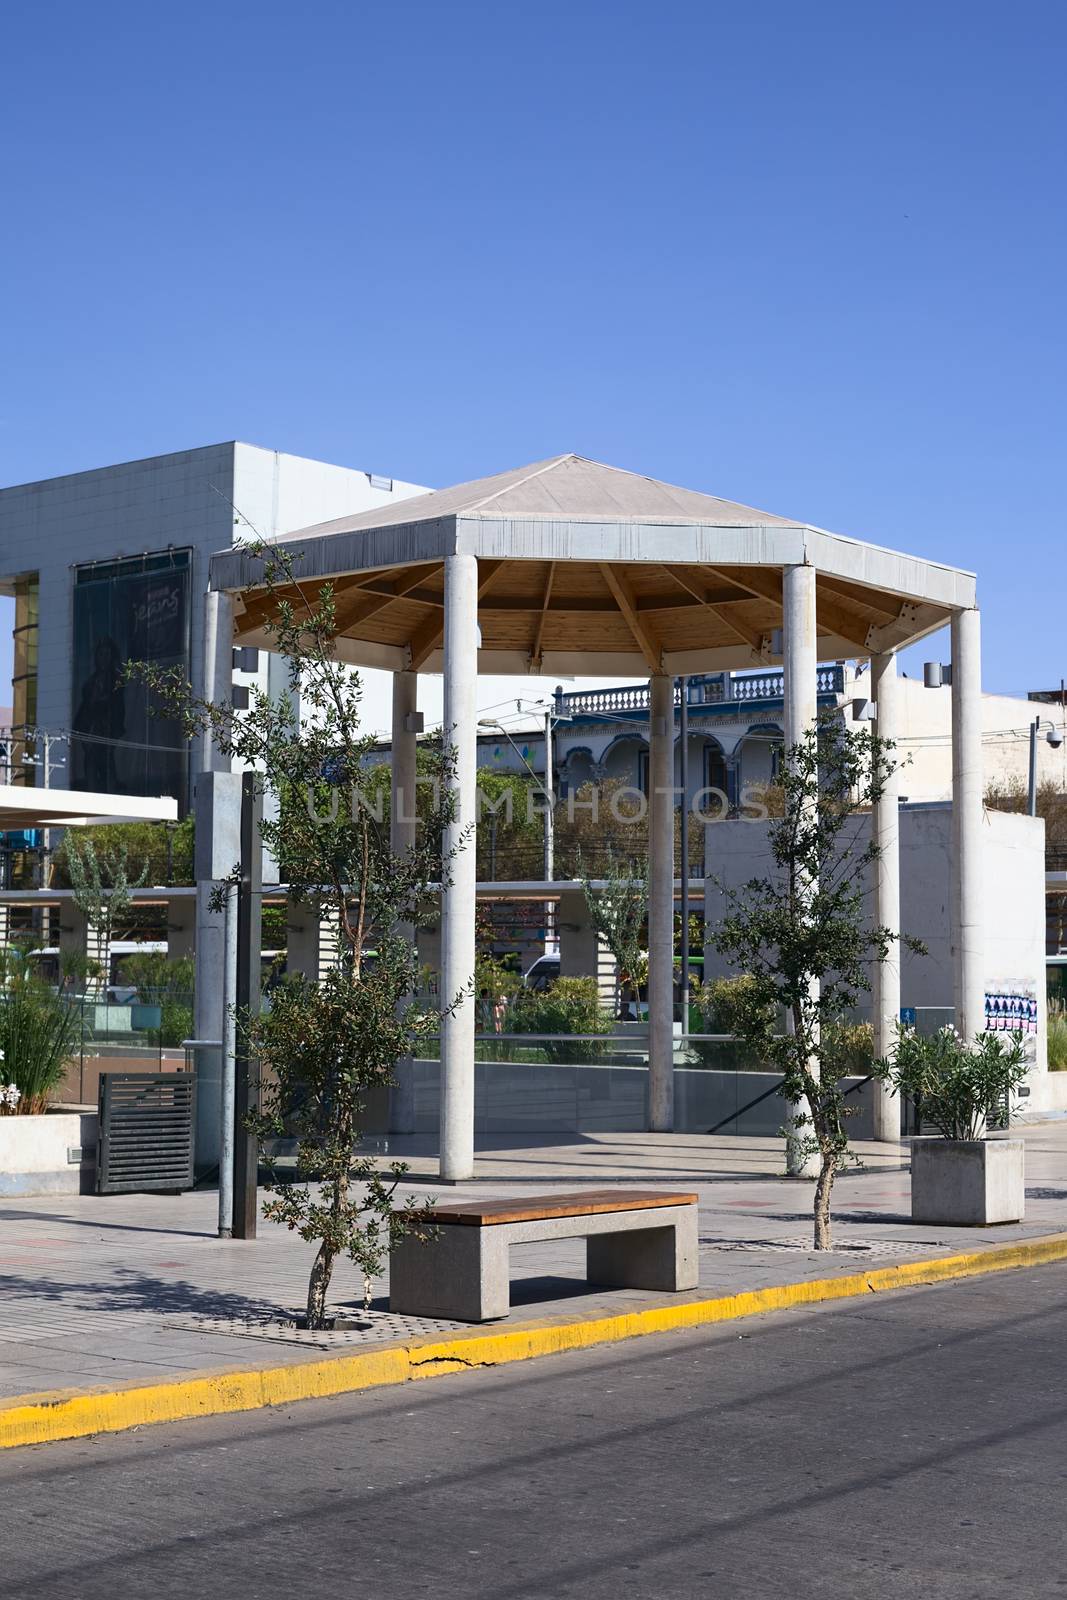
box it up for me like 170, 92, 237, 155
703, 741, 727, 794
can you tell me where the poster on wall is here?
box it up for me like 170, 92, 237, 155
984, 981, 1039, 1068
70, 551, 192, 810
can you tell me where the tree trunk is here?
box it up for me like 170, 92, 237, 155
306, 1240, 336, 1329
813, 1150, 835, 1250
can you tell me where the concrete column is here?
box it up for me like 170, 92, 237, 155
648, 673, 675, 1132
783, 564, 820, 1178
870, 651, 901, 1141
166, 895, 196, 961
391, 669, 419, 1135
951, 608, 985, 1042
57, 904, 88, 967
192, 770, 243, 1169
439, 554, 479, 1181
558, 885, 618, 1011
200, 591, 234, 773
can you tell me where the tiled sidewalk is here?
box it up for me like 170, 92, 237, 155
3, 1124, 1067, 1400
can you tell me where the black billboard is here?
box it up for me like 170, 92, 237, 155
71, 550, 192, 810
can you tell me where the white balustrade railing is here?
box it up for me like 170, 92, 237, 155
558, 665, 844, 719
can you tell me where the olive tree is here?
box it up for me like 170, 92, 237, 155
138, 534, 462, 1328
63, 836, 149, 995
709, 714, 918, 1249
581, 856, 648, 1019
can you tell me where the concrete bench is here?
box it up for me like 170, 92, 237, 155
389, 1188, 699, 1322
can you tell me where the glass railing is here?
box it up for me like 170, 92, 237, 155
54, 992, 195, 1105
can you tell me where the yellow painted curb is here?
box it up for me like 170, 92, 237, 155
4, 1229, 1067, 1451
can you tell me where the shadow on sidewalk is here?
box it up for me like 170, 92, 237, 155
0, 1267, 285, 1322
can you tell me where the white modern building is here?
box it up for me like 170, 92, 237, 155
0, 443, 427, 812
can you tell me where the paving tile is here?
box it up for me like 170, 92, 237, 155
1, 1125, 1065, 1399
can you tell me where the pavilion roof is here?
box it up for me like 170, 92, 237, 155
211, 454, 976, 678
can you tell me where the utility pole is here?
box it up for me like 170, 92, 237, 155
543, 706, 555, 950
232, 771, 263, 1240
678, 676, 689, 1026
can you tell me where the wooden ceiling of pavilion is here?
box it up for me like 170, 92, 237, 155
233, 558, 911, 672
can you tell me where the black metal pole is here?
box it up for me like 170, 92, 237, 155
232, 771, 262, 1240
678, 677, 689, 1026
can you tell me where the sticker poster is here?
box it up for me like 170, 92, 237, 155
984, 982, 1039, 1069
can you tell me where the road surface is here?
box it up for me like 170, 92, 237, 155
3, 1266, 1067, 1598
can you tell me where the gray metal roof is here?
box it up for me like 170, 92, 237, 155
270, 454, 798, 541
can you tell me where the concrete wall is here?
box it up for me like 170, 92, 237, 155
704, 802, 1052, 1096
403, 1059, 879, 1137
0, 1111, 97, 1196
849, 670, 1067, 801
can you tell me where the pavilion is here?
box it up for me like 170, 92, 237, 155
208, 454, 981, 1179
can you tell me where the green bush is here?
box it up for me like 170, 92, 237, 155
506, 977, 612, 1063
0, 952, 80, 1113
1048, 1002, 1067, 1071
821, 1020, 875, 1077
689, 976, 775, 1070
879, 1025, 1028, 1140
120, 952, 195, 1049
696, 975, 776, 1036
157, 1001, 194, 1049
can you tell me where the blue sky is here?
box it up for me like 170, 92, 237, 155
1, 0, 1064, 727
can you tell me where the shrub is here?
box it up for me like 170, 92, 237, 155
821, 1020, 875, 1077
0, 952, 80, 1113
1047, 1002, 1067, 1071
506, 977, 612, 1063
878, 1025, 1028, 1140
696, 975, 776, 1036
120, 953, 194, 1047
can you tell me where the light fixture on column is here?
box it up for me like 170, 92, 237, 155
923, 661, 953, 688
1029, 716, 1063, 816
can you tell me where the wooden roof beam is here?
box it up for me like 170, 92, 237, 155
599, 564, 663, 672
663, 567, 765, 652
406, 559, 507, 671
529, 562, 555, 668
237, 564, 413, 634
333, 563, 444, 633
702, 564, 877, 653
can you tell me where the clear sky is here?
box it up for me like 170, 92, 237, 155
1, 0, 1064, 733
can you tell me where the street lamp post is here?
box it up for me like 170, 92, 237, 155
1029, 715, 1064, 816
678, 676, 688, 1025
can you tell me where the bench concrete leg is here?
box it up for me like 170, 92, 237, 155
389, 1227, 511, 1322
586, 1209, 699, 1293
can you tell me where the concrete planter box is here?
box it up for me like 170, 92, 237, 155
909, 1137, 1025, 1226
0, 1112, 98, 1197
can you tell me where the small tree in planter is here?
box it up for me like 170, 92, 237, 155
581, 857, 648, 1019
710, 714, 917, 1250
878, 1026, 1029, 1225
135, 533, 462, 1329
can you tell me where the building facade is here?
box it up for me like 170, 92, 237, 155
0, 442, 427, 811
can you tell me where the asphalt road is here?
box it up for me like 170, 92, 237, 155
5, 1267, 1067, 1599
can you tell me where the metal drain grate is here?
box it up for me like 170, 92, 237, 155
702, 1236, 951, 1257
166, 1306, 468, 1349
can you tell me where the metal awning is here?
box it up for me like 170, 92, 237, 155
0, 785, 178, 831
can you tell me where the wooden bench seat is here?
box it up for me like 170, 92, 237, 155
389, 1188, 699, 1322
